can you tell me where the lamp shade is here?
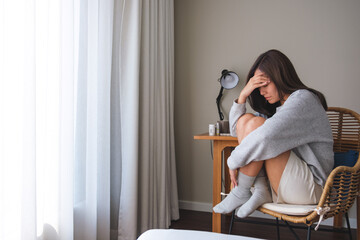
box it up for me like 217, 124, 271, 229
220, 70, 239, 89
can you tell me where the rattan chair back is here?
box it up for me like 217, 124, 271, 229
320, 107, 360, 220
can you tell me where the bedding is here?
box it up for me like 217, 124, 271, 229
137, 229, 263, 240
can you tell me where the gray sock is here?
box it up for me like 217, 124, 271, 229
235, 174, 272, 218
213, 172, 255, 214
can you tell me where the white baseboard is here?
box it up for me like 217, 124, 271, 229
179, 200, 357, 229
179, 200, 212, 212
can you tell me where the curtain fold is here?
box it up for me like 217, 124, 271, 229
116, 0, 179, 239
138, 0, 179, 233
59, 0, 75, 239
114, 0, 142, 239
74, 0, 114, 239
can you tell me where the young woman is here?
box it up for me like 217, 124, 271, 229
213, 49, 334, 218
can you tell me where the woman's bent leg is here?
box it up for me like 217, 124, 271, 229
236, 113, 257, 144
270, 152, 322, 204
236, 151, 290, 218
214, 114, 291, 215
236, 114, 291, 196
234, 115, 289, 218
213, 172, 255, 214
236, 151, 291, 218
213, 115, 266, 214
236, 169, 272, 218
236, 115, 267, 178
265, 151, 291, 195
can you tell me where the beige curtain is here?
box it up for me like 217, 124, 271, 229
138, 0, 179, 233
113, 0, 179, 239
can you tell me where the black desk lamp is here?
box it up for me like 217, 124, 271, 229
216, 69, 239, 120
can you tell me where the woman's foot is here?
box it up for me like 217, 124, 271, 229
236, 175, 272, 218
213, 172, 255, 214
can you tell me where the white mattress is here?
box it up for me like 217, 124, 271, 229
137, 229, 263, 240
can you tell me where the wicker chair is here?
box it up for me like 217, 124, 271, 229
229, 107, 360, 240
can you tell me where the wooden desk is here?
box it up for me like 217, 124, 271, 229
194, 133, 238, 233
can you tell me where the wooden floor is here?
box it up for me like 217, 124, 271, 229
170, 209, 356, 240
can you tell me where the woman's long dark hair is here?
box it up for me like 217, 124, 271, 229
247, 49, 327, 117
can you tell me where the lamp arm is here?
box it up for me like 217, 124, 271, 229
216, 87, 224, 120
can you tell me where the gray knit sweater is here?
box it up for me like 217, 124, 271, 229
228, 89, 334, 187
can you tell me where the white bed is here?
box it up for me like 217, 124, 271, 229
137, 229, 263, 240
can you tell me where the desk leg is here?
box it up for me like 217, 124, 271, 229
224, 147, 232, 194
212, 141, 222, 233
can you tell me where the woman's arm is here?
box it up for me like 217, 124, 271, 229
229, 101, 246, 137
229, 72, 270, 136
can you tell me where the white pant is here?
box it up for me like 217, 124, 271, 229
272, 151, 323, 204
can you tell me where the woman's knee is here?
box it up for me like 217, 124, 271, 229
236, 114, 265, 142
236, 113, 255, 133
244, 116, 266, 133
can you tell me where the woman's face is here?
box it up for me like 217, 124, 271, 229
256, 69, 282, 104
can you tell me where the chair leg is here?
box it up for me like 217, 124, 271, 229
345, 212, 352, 240
307, 225, 312, 240
276, 217, 280, 240
284, 221, 300, 240
228, 210, 235, 234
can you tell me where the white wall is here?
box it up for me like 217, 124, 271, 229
174, 0, 360, 225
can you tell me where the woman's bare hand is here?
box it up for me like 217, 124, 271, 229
238, 70, 270, 104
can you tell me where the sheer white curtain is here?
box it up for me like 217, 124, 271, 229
0, 0, 114, 239
0, 0, 75, 239
73, 0, 114, 239
0, 0, 178, 239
